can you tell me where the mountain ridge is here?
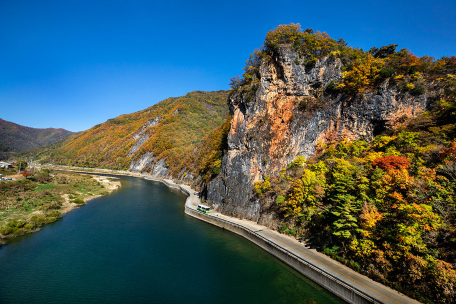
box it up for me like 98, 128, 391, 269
0, 118, 76, 159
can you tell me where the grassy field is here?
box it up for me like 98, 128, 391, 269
0, 170, 120, 245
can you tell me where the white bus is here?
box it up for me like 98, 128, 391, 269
197, 204, 210, 213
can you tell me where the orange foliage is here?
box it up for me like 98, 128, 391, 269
439, 141, 456, 160
20, 170, 32, 177
372, 155, 410, 171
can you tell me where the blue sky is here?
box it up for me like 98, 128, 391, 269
1, 0, 455, 132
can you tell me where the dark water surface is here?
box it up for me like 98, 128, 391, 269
0, 176, 344, 304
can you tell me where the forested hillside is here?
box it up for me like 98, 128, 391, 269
29, 91, 230, 178
0, 118, 75, 159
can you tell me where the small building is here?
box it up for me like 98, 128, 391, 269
0, 162, 12, 168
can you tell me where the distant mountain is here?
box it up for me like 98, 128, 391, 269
0, 118, 75, 155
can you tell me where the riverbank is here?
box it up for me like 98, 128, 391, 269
0, 170, 120, 245
41, 165, 420, 304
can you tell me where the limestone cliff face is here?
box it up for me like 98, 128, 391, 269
206, 46, 432, 227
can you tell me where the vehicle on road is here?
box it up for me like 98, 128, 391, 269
197, 204, 210, 213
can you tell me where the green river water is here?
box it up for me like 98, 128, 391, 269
0, 175, 345, 304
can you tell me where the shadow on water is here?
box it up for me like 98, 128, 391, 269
0, 175, 345, 304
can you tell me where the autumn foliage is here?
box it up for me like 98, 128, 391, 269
372, 155, 410, 171
20, 170, 32, 177
254, 131, 456, 302
233, 23, 456, 98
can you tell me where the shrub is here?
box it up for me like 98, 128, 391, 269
305, 58, 317, 69
0, 226, 16, 235
379, 66, 395, 78
212, 166, 221, 175
265, 23, 303, 50
411, 83, 426, 96
326, 79, 339, 93
254, 175, 271, 196
72, 198, 86, 205
292, 39, 302, 51
288, 156, 306, 169
33, 171, 51, 183
20, 170, 32, 177
276, 195, 285, 205
406, 83, 415, 90
398, 81, 412, 91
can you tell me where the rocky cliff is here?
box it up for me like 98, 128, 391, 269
206, 45, 433, 227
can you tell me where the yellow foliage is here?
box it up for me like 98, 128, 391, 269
412, 71, 423, 79
394, 74, 405, 80
406, 83, 415, 90
384, 146, 401, 156
341, 54, 385, 92
350, 239, 376, 258
360, 203, 383, 230
264, 23, 304, 46
254, 175, 271, 196
281, 169, 325, 218
363, 152, 384, 163
373, 135, 397, 149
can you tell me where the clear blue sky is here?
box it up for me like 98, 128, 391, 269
1, 0, 455, 132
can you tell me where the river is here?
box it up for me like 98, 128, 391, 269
0, 176, 344, 304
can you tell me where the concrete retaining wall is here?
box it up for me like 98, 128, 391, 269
185, 206, 376, 304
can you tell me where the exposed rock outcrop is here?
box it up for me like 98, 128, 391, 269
127, 133, 149, 157
128, 151, 170, 179
127, 117, 163, 158
132, 117, 162, 140
206, 46, 433, 227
